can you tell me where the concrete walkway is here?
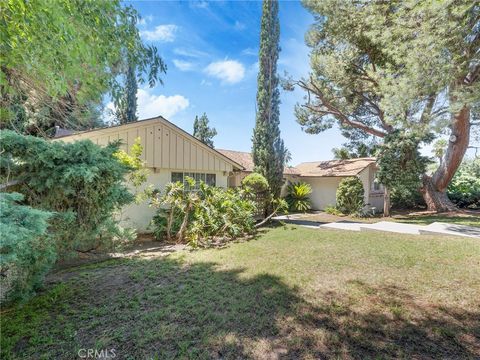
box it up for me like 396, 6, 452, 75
274, 215, 479, 238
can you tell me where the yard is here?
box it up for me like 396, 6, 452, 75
2, 226, 479, 359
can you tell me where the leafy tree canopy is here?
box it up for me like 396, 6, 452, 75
289, 0, 479, 211
1, 0, 166, 135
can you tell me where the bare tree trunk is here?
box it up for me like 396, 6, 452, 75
421, 175, 457, 212
420, 105, 470, 212
383, 186, 390, 217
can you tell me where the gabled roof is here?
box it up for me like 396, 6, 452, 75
217, 149, 300, 175
53, 116, 244, 171
295, 158, 376, 177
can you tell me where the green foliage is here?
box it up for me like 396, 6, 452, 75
193, 113, 217, 147
241, 173, 270, 193
0, 193, 55, 304
0, 130, 134, 256
447, 158, 480, 209
285, 182, 312, 212
150, 180, 256, 247
293, 0, 478, 205
390, 187, 425, 210
336, 177, 364, 215
1, 0, 165, 134
241, 172, 270, 217
377, 131, 432, 197
324, 205, 343, 216
114, 137, 150, 203
252, 0, 285, 198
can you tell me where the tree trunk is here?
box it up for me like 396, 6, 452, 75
421, 175, 457, 212
420, 105, 470, 212
383, 186, 390, 217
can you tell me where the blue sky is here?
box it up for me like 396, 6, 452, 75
120, 0, 348, 165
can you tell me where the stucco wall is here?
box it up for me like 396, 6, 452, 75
120, 168, 229, 232
301, 177, 343, 210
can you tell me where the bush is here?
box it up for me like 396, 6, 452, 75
0, 130, 135, 257
390, 185, 425, 209
150, 179, 256, 247
241, 172, 269, 193
447, 158, 480, 208
285, 181, 312, 212
0, 193, 55, 304
336, 177, 364, 215
324, 205, 343, 216
241, 172, 270, 217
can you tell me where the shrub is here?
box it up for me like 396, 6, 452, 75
0, 130, 135, 257
0, 193, 55, 304
241, 173, 269, 193
150, 179, 256, 247
447, 158, 480, 208
241, 172, 269, 217
324, 205, 343, 216
285, 181, 312, 212
336, 177, 364, 215
390, 185, 425, 209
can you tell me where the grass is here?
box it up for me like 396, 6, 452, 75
2, 226, 479, 359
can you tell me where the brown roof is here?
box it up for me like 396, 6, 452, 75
217, 149, 300, 175
295, 158, 376, 177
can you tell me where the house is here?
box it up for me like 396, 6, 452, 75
54, 116, 244, 231
217, 150, 384, 211
295, 158, 384, 211
217, 149, 300, 194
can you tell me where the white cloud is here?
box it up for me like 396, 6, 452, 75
137, 89, 189, 119
140, 24, 178, 42
173, 59, 194, 71
234, 21, 246, 31
241, 47, 257, 56
204, 60, 245, 84
173, 48, 208, 58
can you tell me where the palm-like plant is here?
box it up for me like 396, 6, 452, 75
285, 181, 312, 212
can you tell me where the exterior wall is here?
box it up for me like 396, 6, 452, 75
55, 119, 235, 174
119, 168, 228, 232
363, 163, 384, 211
55, 118, 237, 232
301, 177, 343, 210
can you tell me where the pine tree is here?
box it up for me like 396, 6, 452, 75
193, 113, 217, 147
252, 0, 285, 199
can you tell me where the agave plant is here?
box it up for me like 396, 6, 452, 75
285, 181, 312, 212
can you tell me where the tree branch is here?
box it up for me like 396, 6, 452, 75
296, 79, 388, 138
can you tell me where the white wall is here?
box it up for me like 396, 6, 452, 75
119, 168, 229, 232
301, 177, 343, 210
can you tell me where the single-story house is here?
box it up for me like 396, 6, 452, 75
54, 116, 244, 231
294, 158, 384, 211
217, 149, 300, 193
55, 116, 384, 232
218, 150, 384, 211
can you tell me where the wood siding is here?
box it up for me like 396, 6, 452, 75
55, 119, 236, 173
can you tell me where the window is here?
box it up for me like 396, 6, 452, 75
371, 171, 382, 191
171, 172, 216, 190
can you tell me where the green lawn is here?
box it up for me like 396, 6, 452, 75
2, 226, 479, 359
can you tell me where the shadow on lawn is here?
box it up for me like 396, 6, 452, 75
2, 258, 479, 359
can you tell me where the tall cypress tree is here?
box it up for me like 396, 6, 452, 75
117, 58, 139, 124
252, 0, 285, 198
